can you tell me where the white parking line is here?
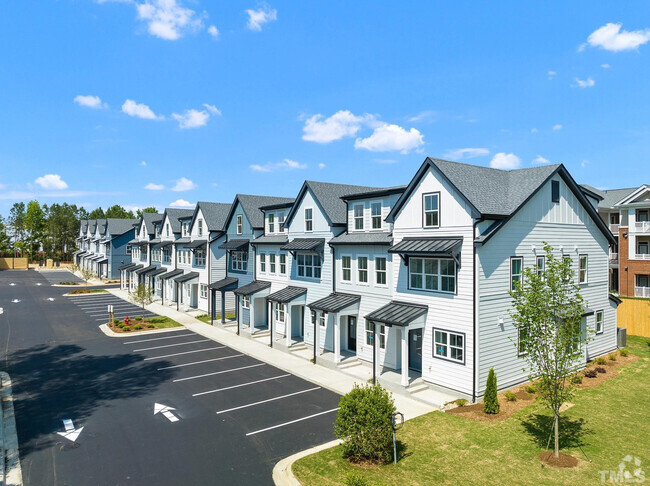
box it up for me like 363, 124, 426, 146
87, 311, 155, 317
245, 408, 339, 436
144, 346, 226, 360
133, 339, 209, 352
76, 303, 138, 308
173, 363, 265, 382
157, 354, 244, 370
124, 333, 195, 344
192, 374, 291, 396
216, 387, 321, 414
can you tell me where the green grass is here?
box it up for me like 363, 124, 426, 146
144, 316, 182, 329
293, 335, 650, 486
195, 313, 236, 324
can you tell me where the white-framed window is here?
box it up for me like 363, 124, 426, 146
371, 202, 382, 229
536, 256, 545, 277
182, 223, 188, 237
194, 248, 206, 266
375, 257, 387, 285
579, 255, 588, 284
510, 257, 523, 291
305, 208, 313, 232
518, 326, 528, 356
259, 253, 266, 273
365, 320, 373, 345
163, 248, 171, 263
409, 258, 456, 293
274, 302, 286, 323
353, 204, 364, 230
279, 254, 287, 275
434, 329, 464, 363
231, 251, 248, 271
278, 212, 286, 232
242, 295, 250, 309
156, 278, 162, 291
311, 309, 317, 327
268, 214, 275, 233
319, 312, 326, 327
378, 324, 386, 349
198, 219, 203, 237
200, 284, 207, 299
296, 253, 321, 278
595, 310, 604, 334
357, 256, 368, 283
423, 193, 440, 228
236, 214, 243, 235
269, 253, 276, 274
342, 255, 351, 282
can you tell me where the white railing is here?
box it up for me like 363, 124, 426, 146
609, 252, 618, 262
634, 221, 650, 233
635, 287, 650, 298
634, 254, 650, 260
610, 223, 620, 233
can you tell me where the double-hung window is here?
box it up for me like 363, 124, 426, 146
378, 325, 386, 349
242, 296, 250, 309
409, 258, 456, 293
231, 251, 247, 271
236, 215, 243, 235
200, 284, 207, 299
371, 202, 382, 229
357, 256, 368, 283
296, 254, 321, 278
434, 329, 464, 362
375, 257, 387, 285
319, 312, 326, 328
259, 253, 266, 273
536, 256, 545, 277
268, 214, 275, 233
423, 193, 440, 228
194, 248, 205, 266
198, 219, 203, 237
305, 208, 313, 232
579, 255, 588, 284
595, 310, 604, 334
354, 204, 364, 230
274, 302, 286, 323
278, 213, 286, 232
279, 254, 286, 275
510, 257, 523, 290
269, 253, 276, 274
365, 321, 373, 345
342, 256, 351, 282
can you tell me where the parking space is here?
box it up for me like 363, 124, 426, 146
124, 330, 341, 440
66, 292, 158, 322
39, 269, 83, 285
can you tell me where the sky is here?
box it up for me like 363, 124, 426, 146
1, 1, 649, 214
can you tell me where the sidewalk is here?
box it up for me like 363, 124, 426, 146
1, 372, 23, 486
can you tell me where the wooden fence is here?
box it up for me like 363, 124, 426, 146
0, 258, 29, 270
618, 297, 650, 337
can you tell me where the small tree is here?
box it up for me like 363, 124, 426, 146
509, 243, 589, 458
483, 368, 499, 414
334, 384, 396, 464
80, 268, 94, 287
131, 283, 154, 309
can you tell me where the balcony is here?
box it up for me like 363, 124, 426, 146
609, 252, 618, 263
633, 254, 650, 261
635, 287, 650, 298
633, 221, 650, 234
609, 223, 620, 234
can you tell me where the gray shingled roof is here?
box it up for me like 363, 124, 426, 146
329, 232, 393, 246
88, 220, 97, 234
141, 212, 163, 235
163, 208, 195, 233
305, 181, 381, 225
581, 185, 639, 209
80, 220, 88, 233
106, 218, 139, 236
236, 194, 295, 229
195, 201, 232, 232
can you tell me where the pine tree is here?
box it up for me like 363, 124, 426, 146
483, 367, 499, 414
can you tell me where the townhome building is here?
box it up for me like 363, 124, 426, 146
131, 213, 164, 290
76, 218, 137, 280
157, 208, 194, 306
76, 219, 98, 271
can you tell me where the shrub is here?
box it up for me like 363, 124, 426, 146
118, 323, 125, 328
583, 369, 597, 378
595, 366, 606, 374
595, 357, 607, 365
122, 326, 131, 332
620, 348, 629, 357
455, 399, 468, 407
134, 324, 142, 330
334, 384, 396, 464
483, 368, 499, 414
504, 391, 517, 402
570, 374, 583, 385
525, 385, 536, 394
147, 323, 155, 329
148, 316, 166, 324
608, 353, 617, 361
135, 316, 142, 321
345, 472, 373, 486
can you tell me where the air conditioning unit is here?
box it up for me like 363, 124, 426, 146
617, 327, 626, 348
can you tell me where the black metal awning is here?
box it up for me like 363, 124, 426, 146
157, 241, 173, 248
267, 286, 307, 304
119, 263, 137, 271
233, 280, 271, 296
280, 238, 325, 252
128, 264, 143, 273
148, 267, 168, 277
96, 258, 108, 264
218, 239, 249, 251
388, 237, 463, 267
135, 264, 157, 274
251, 235, 289, 246
309, 293, 360, 313
365, 301, 428, 327
159, 269, 183, 280
174, 272, 199, 283
185, 239, 207, 250
209, 277, 239, 291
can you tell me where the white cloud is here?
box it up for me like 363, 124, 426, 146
245, 5, 277, 31
318, 163, 326, 169
586, 23, 650, 52
552, 124, 563, 131
140, 160, 147, 166
34, 174, 68, 190
601, 63, 611, 68
250, 158, 308, 172
203, 103, 221, 115
354, 124, 424, 153
443, 148, 489, 160
489, 153, 520, 170
121, 99, 162, 120
547, 70, 557, 80
532, 155, 551, 165
581, 160, 589, 168
302, 110, 372, 143
136, 0, 204, 40
145, 182, 165, 190
207, 25, 219, 38
74, 95, 107, 109
169, 198, 194, 208
573, 77, 595, 88
172, 177, 197, 191
172, 109, 209, 129
407, 110, 436, 123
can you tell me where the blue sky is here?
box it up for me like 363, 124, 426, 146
1, 1, 649, 214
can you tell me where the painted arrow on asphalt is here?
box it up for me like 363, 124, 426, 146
47, 297, 55, 301
11, 299, 20, 304
57, 419, 84, 443
154, 403, 179, 422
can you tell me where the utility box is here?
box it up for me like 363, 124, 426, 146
617, 327, 627, 348
46, 259, 54, 269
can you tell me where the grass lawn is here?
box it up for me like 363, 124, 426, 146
196, 313, 236, 324
293, 335, 650, 486
108, 315, 182, 333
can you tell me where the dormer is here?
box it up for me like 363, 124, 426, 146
261, 202, 293, 236
342, 186, 405, 233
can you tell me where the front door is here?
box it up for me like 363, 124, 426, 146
408, 328, 423, 372
347, 316, 357, 351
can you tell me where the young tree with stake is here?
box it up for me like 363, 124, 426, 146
131, 283, 154, 309
509, 243, 589, 459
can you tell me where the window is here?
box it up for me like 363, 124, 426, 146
259, 253, 266, 273
595, 310, 604, 334
342, 256, 351, 282
518, 327, 528, 355
198, 219, 203, 237
354, 204, 364, 230
551, 180, 560, 203
163, 248, 171, 263
278, 212, 286, 232
311, 309, 317, 327
231, 251, 248, 271
194, 248, 205, 266
296, 253, 321, 278
365, 320, 373, 345
375, 257, 387, 285
200, 284, 207, 299
236, 215, 243, 235
434, 329, 464, 363
638, 242, 649, 255
274, 302, 286, 323
510, 257, 523, 291
305, 208, 313, 232
378, 325, 386, 349
536, 256, 545, 277
279, 254, 286, 275
358, 256, 368, 283
268, 214, 275, 233
637, 209, 649, 222
579, 255, 588, 284
409, 258, 456, 293
269, 253, 276, 274
423, 193, 439, 228
563, 256, 572, 281
166, 224, 170, 237
371, 202, 382, 229
242, 296, 250, 309
319, 312, 326, 327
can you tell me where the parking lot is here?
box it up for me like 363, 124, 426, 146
67, 292, 159, 322
39, 269, 83, 285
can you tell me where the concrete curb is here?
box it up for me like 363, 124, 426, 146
0, 372, 23, 486
98, 324, 187, 338
273, 439, 341, 486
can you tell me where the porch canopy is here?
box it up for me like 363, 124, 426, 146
129, 264, 143, 273
95, 257, 108, 264
266, 286, 307, 304
135, 265, 157, 275
149, 238, 161, 245
185, 239, 207, 250
174, 271, 199, 283
251, 235, 289, 246
148, 267, 168, 278
155, 241, 173, 249
309, 292, 360, 313
388, 236, 463, 265
233, 280, 271, 296
218, 239, 249, 251
209, 277, 239, 324
159, 269, 183, 280
280, 238, 324, 252
118, 262, 137, 271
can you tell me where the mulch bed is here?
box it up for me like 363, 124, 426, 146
107, 321, 156, 333
538, 451, 579, 468
578, 353, 639, 388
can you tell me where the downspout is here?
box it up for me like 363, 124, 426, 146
313, 309, 317, 365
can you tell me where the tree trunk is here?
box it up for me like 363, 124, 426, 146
554, 411, 559, 458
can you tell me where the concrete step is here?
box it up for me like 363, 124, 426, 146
289, 343, 309, 352
337, 358, 362, 370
